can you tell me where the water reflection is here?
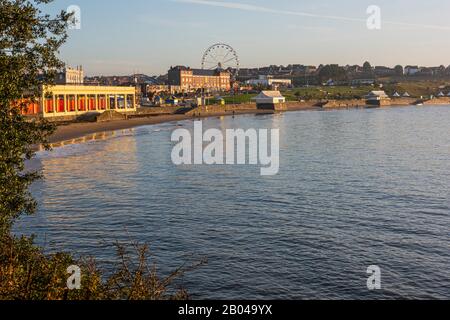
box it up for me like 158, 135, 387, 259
15, 107, 450, 299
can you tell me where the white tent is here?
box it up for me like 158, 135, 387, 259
437, 91, 445, 97
403, 92, 411, 97
392, 92, 401, 97
447, 92, 450, 97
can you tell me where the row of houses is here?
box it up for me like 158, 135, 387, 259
238, 63, 450, 81
238, 65, 317, 80
83, 63, 450, 98
403, 65, 448, 76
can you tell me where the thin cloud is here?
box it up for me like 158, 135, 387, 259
138, 15, 206, 28
175, 0, 450, 31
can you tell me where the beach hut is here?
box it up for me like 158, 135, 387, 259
365, 91, 391, 107
252, 91, 287, 111
403, 92, 411, 97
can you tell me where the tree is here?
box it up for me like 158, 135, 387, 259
317, 64, 347, 83
363, 61, 373, 74
394, 65, 404, 76
0, 0, 71, 233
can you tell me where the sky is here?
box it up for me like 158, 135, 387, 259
48, 0, 450, 76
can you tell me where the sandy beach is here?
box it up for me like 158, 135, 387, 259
50, 114, 189, 143
48, 108, 296, 144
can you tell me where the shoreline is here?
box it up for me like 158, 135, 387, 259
48, 102, 447, 145
49, 106, 319, 145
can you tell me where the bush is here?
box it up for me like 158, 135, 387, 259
0, 232, 206, 300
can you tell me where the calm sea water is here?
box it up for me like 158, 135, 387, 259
16, 106, 450, 299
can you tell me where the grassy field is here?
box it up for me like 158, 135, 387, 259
217, 87, 373, 105
382, 81, 450, 98
207, 81, 450, 105
283, 86, 377, 100
222, 93, 257, 104
219, 86, 374, 104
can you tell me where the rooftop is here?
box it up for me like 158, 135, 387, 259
253, 91, 285, 99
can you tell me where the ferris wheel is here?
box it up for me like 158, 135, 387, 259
201, 43, 240, 79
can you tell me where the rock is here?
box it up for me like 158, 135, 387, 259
95, 110, 127, 122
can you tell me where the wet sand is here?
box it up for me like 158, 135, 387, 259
50, 114, 189, 144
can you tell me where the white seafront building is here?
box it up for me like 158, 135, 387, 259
246, 75, 292, 88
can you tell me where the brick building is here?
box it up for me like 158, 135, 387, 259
168, 66, 231, 92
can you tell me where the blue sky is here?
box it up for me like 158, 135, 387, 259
50, 0, 450, 76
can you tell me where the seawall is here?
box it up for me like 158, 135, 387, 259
422, 97, 450, 105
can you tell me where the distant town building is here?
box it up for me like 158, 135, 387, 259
351, 79, 375, 86
374, 66, 396, 76
56, 66, 84, 85
144, 84, 169, 95
404, 66, 420, 76
168, 66, 231, 92
345, 65, 363, 74
246, 75, 292, 88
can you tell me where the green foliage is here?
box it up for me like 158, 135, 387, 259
317, 65, 347, 83
284, 86, 374, 101
394, 65, 404, 76
0, 0, 70, 232
0, 232, 205, 300
0, 109, 55, 233
363, 61, 373, 74
223, 93, 257, 105
382, 81, 450, 98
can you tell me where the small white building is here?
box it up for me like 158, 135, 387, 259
56, 66, 84, 85
253, 91, 287, 111
246, 75, 292, 88
253, 91, 286, 104
366, 91, 389, 100
365, 90, 391, 106
404, 66, 420, 76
